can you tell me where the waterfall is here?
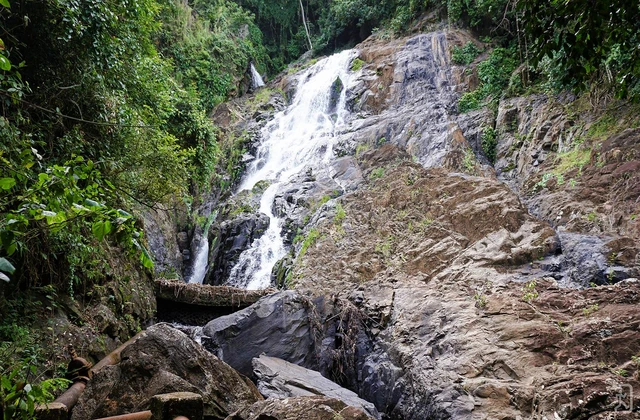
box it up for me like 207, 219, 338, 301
187, 238, 209, 284
185, 210, 216, 285
250, 63, 265, 90
227, 49, 357, 290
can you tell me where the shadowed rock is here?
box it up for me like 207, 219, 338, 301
202, 291, 316, 379
252, 355, 380, 420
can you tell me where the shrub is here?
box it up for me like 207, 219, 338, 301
452, 42, 481, 65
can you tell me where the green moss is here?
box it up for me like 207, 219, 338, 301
586, 114, 618, 139
299, 228, 321, 258
552, 148, 591, 176
333, 203, 346, 224
355, 143, 370, 158
369, 168, 385, 181
350, 58, 365, 72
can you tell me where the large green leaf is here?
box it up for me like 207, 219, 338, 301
0, 257, 16, 274
140, 246, 154, 269
92, 220, 112, 241
84, 199, 103, 208
0, 54, 10, 71
0, 177, 15, 190
0, 0, 10, 9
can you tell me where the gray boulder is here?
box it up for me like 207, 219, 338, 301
202, 291, 316, 378
71, 324, 262, 420
252, 355, 381, 420
206, 212, 270, 285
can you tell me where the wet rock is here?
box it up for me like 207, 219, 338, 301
272, 171, 342, 244
205, 212, 270, 285
202, 291, 316, 378
176, 231, 189, 252
71, 324, 262, 420
225, 396, 371, 420
328, 76, 344, 114
252, 354, 381, 420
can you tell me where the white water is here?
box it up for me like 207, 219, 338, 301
250, 63, 265, 90
227, 49, 357, 290
187, 238, 209, 284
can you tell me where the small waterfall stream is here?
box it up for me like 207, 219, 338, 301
226, 50, 357, 290
250, 63, 265, 90
187, 239, 209, 284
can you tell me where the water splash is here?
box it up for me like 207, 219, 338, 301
227, 49, 357, 290
185, 210, 217, 285
187, 238, 209, 284
250, 63, 265, 90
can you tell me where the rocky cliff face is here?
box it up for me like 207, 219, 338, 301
147, 27, 640, 419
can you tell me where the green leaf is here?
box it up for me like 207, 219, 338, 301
0, 257, 16, 274
92, 220, 112, 241
0, 54, 10, 71
6, 241, 16, 256
116, 209, 132, 218
140, 247, 154, 269
0, 177, 16, 190
46, 211, 67, 228
84, 199, 103, 208
38, 173, 50, 184
0, 0, 10, 9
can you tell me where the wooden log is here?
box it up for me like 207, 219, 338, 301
154, 278, 274, 308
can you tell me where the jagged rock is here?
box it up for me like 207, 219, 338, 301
330, 156, 365, 192
142, 204, 186, 278
201, 291, 316, 378
205, 212, 270, 285
71, 324, 262, 420
272, 171, 342, 244
287, 143, 640, 418
556, 232, 610, 287
225, 396, 371, 420
335, 31, 485, 172
199, 27, 640, 420
252, 355, 381, 420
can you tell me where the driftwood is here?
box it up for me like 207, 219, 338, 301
154, 278, 274, 308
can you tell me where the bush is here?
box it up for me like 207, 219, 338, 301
481, 126, 497, 164
458, 47, 518, 112
452, 42, 481, 65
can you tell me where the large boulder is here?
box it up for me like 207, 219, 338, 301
206, 212, 270, 285
252, 355, 380, 420
225, 396, 371, 420
71, 324, 262, 420
202, 291, 317, 378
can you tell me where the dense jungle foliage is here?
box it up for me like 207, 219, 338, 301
0, 0, 639, 415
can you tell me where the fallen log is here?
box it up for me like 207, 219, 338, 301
154, 278, 274, 308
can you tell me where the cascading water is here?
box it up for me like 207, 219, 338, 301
250, 63, 265, 90
227, 49, 357, 290
186, 210, 217, 285
187, 239, 209, 284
